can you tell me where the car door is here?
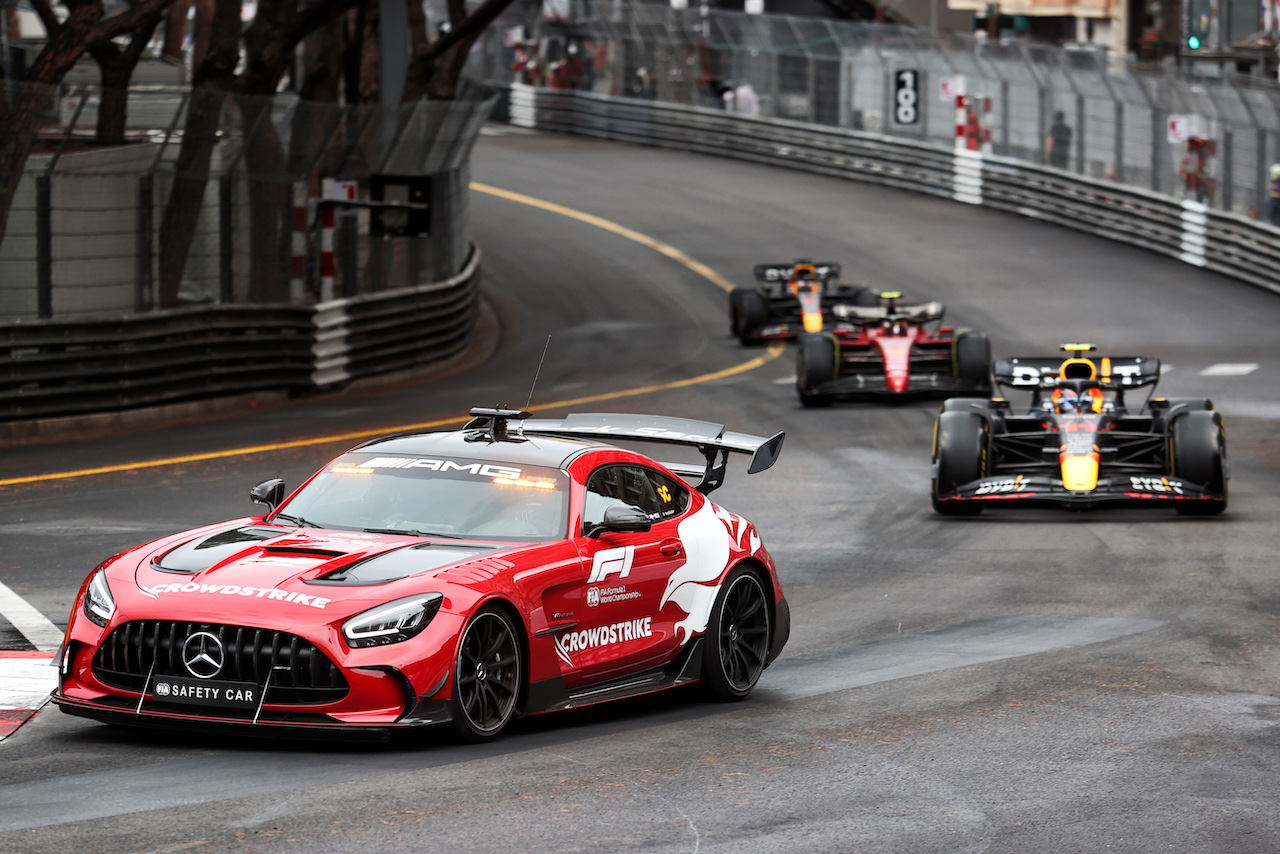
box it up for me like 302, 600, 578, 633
554, 463, 691, 686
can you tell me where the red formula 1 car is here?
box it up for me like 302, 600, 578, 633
930, 345, 1228, 515
728, 260, 874, 344
794, 291, 992, 407
53, 410, 789, 742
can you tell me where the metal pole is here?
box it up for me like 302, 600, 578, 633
1, 0, 14, 103
218, 175, 234, 303
1075, 92, 1085, 174
137, 174, 154, 313
1114, 98, 1124, 182
1151, 109, 1163, 194
1221, 127, 1233, 212
1259, 129, 1269, 219
36, 174, 52, 319
1000, 78, 1010, 155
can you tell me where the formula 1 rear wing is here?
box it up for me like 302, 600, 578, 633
515, 412, 785, 495
754, 262, 840, 283
993, 355, 1161, 390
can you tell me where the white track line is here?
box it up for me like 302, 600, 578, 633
0, 581, 64, 652
1200, 363, 1259, 376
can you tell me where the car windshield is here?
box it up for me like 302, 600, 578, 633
277, 452, 569, 542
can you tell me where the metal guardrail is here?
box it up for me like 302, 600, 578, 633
507, 85, 1280, 299
0, 245, 481, 422
312, 246, 481, 388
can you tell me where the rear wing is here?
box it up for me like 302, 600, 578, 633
519, 413, 785, 495
993, 355, 1161, 390
754, 262, 840, 283
834, 300, 944, 322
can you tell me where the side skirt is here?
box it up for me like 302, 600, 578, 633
525, 639, 705, 714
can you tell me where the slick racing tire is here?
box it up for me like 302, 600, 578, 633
1171, 410, 1228, 516
796, 332, 836, 408
448, 606, 524, 742
931, 411, 987, 516
953, 331, 992, 390
852, 288, 880, 307
730, 288, 768, 345
701, 566, 772, 702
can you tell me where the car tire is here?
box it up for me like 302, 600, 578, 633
701, 567, 771, 702
953, 331, 991, 389
1172, 410, 1228, 516
852, 288, 880, 307
931, 411, 987, 516
730, 288, 768, 344
448, 606, 524, 742
797, 332, 836, 408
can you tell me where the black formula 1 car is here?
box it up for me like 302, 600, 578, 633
728, 260, 874, 344
931, 345, 1228, 515
795, 291, 991, 406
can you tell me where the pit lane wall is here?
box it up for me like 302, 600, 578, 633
501, 85, 1280, 299
0, 246, 479, 424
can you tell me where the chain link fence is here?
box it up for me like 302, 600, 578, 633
474, 2, 1280, 222
0, 81, 494, 319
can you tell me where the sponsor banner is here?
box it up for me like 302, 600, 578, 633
1129, 476, 1184, 494
554, 617, 652, 665
0, 651, 57, 741
141, 582, 331, 609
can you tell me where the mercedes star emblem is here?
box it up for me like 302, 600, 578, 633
182, 631, 225, 679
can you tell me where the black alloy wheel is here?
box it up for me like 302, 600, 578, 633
450, 608, 523, 742
703, 568, 771, 701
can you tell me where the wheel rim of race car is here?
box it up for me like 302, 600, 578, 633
456, 612, 521, 733
718, 574, 770, 692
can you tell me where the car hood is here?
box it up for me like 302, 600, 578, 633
117, 522, 521, 622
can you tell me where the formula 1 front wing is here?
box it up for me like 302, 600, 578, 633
934, 473, 1226, 510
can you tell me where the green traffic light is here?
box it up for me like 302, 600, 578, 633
1188, 36, 1201, 49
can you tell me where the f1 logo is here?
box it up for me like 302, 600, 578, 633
588, 545, 634, 583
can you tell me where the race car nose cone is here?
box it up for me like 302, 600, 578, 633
1061, 454, 1100, 492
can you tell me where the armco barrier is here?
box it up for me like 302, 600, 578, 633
506, 85, 1280, 298
311, 246, 480, 388
1, 245, 480, 422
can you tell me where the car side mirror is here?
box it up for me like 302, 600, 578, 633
586, 504, 652, 538
250, 478, 286, 512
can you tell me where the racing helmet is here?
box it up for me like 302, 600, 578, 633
1052, 386, 1101, 414
1271, 163, 1280, 181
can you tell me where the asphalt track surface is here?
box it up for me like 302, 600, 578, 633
2, 126, 1279, 853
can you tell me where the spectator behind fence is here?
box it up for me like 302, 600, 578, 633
1046, 110, 1072, 169
724, 83, 759, 116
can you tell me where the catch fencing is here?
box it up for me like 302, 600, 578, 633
495, 86, 1280, 297
0, 82, 495, 319
475, 3, 1280, 222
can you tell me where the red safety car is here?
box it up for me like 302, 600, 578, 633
53, 409, 789, 742
794, 290, 991, 406
930, 345, 1228, 515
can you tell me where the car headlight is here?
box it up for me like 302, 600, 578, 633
84, 568, 116, 627
343, 594, 443, 648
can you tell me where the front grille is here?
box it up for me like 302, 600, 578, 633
93, 621, 349, 705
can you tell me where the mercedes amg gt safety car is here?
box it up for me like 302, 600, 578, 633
794, 291, 991, 407
930, 345, 1228, 515
728, 260, 874, 344
53, 410, 790, 742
